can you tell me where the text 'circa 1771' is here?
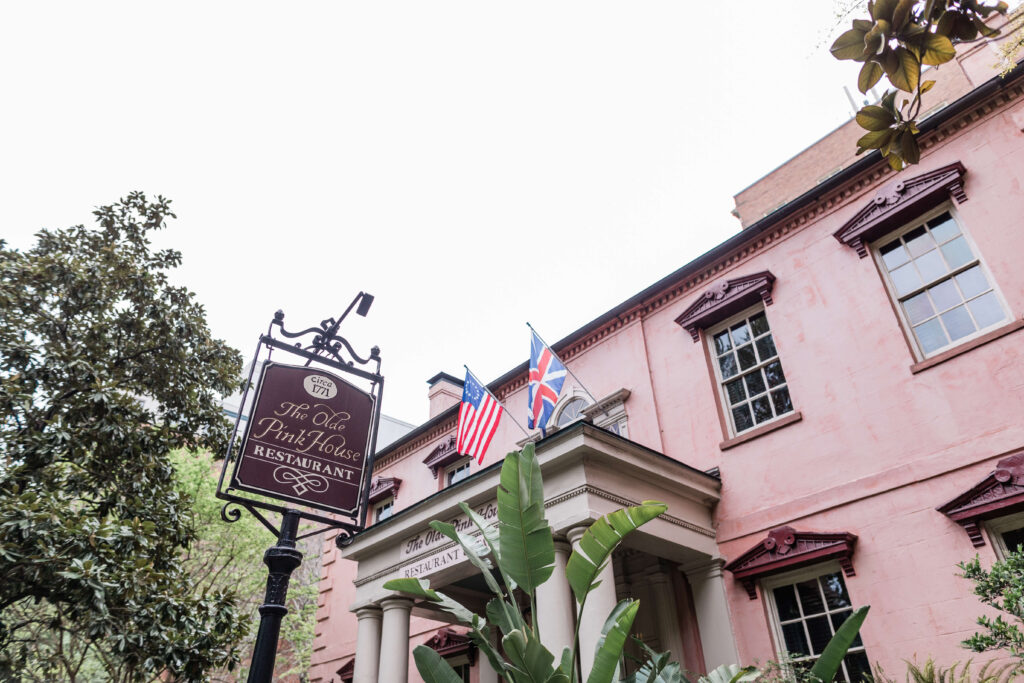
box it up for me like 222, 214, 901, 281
233, 362, 374, 515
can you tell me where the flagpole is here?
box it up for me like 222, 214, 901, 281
465, 365, 531, 438
526, 322, 607, 418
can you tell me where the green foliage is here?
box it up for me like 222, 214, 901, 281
959, 550, 1024, 665
809, 605, 870, 683
384, 444, 667, 683
830, 0, 1011, 169
0, 194, 246, 681
622, 640, 686, 683
902, 657, 1017, 683
698, 665, 761, 683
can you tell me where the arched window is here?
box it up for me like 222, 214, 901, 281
556, 397, 589, 427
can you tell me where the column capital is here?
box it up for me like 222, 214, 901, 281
566, 524, 592, 545
680, 557, 727, 581
353, 604, 382, 620
380, 596, 414, 613
553, 539, 573, 554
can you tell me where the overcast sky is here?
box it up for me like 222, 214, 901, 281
1, 2, 863, 426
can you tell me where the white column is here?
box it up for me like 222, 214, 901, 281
646, 567, 687, 668
352, 605, 382, 683
535, 539, 576, 659
567, 525, 619, 683
682, 559, 740, 671
378, 597, 413, 683
478, 630, 501, 683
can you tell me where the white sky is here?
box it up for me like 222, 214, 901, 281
1, 2, 863, 426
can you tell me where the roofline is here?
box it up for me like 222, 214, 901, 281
374, 61, 1024, 461
426, 371, 464, 387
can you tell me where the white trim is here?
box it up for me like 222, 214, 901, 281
445, 457, 473, 487
985, 511, 1024, 560
869, 203, 1012, 361
761, 562, 868, 682
706, 303, 795, 438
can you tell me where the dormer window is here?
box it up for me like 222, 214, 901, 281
556, 397, 589, 428
446, 458, 472, 487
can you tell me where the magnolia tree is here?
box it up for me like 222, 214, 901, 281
830, 0, 1018, 169
383, 444, 868, 683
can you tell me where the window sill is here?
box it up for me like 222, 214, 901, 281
719, 411, 803, 451
910, 318, 1024, 374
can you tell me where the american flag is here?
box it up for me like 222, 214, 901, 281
456, 369, 504, 464
527, 329, 567, 434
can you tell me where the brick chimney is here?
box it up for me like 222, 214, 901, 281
427, 372, 464, 418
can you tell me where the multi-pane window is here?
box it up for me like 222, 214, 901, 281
556, 397, 589, 427
876, 211, 1007, 357
986, 512, 1024, 560
374, 498, 394, 523
769, 570, 871, 682
710, 309, 793, 435
446, 459, 471, 487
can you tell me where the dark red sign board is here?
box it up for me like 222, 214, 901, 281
232, 362, 375, 516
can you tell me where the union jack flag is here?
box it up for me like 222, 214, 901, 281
456, 368, 504, 464
527, 329, 567, 434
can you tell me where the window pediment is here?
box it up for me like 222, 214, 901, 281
674, 271, 776, 342
724, 525, 858, 599
368, 476, 401, 504
424, 627, 475, 663
937, 451, 1024, 547
833, 161, 968, 258
423, 435, 460, 479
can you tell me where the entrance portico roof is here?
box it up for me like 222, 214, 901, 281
342, 422, 722, 613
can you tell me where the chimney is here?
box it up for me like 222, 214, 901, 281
426, 372, 464, 418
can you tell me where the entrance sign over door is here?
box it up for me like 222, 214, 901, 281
232, 362, 375, 516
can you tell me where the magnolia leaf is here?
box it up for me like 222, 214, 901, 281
920, 33, 956, 66
891, 0, 915, 29
920, 79, 936, 94
889, 46, 920, 92
858, 61, 884, 94
856, 105, 895, 131
900, 130, 921, 165
830, 28, 869, 60
856, 129, 895, 154
870, 0, 898, 23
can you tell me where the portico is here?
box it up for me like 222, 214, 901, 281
340, 422, 737, 682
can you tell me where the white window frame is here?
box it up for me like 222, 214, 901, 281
445, 654, 471, 683
986, 511, 1024, 560
554, 393, 590, 429
706, 304, 794, 437
373, 497, 395, 523
446, 457, 472, 487
761, 563, 870, 682
870, 203, 1011, 361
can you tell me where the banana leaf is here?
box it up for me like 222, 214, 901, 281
381, 577, 480, 627
413, 644, 468, 683
503, 628, 557, 683
698, 664, 760, 683
808, 605, 869, 683
587, 599, 640, 683
566, 502, 667, 604
497, 444, 555, 594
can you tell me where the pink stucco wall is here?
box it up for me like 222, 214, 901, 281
310, 47, 1024, 683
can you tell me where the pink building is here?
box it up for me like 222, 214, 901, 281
311, 24, 1024, 683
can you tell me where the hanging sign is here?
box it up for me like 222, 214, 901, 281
232, 362, 374, 516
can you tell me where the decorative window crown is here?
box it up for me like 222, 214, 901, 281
423, 435, 461, 479
368, 476, 401, 504
724, 525, 858, 600
833, 161, 968, 258
424, 627, 475, 663
674, 271, 776, 342
937, 451, 1024, 547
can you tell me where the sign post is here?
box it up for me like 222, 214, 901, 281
215, 294, 383, 683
